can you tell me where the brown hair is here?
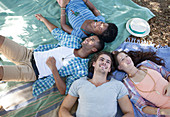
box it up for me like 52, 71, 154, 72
88, 51, 115, 78
113, 50, 165, 69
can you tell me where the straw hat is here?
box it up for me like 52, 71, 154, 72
126, 18, 150, 37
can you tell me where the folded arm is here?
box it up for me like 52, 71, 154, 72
46, 57, 66, 95
59, 94, 78, 117
164, 76, 170, 96
118, 95, 134, 117
142, 106, 170, 116
83, 0, 101, 16
60, 8, 73, 34
58, 0, 73, 34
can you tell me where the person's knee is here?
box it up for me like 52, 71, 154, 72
0, 66, 4, 80
0, 35, 5, 48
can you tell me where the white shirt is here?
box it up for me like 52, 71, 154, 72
34, 47, 75, 78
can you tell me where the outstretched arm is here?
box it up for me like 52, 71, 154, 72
46, 57, 66, 95
118, 95, 134, 117
59, 94, 77, 117
142, 106, 170, 116
83, 0, 101, 16
35, 14, 58, 32
58, 0, 73, 34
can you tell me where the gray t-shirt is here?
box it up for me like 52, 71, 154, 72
68, 77, 128, 117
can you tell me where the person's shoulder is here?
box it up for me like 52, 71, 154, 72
109, 79, 127, 92
141, 60, 151, 64
110, 78, 122, 83
79, 76, 88, 80
137, 60, 152, 67
71, 76, 88, 88
110, 78, 124, 86
74, 76, 88, 83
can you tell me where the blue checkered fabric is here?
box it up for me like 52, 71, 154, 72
32, 28, 89, 96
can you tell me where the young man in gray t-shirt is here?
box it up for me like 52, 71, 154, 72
59, 51, 134, 117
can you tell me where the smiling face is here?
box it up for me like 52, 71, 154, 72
82, 35, 100, 52
93, 54, 112, 74
116, 52, 134, 71
91, 21, 108, 35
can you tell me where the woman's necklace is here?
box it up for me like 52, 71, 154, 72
131, 69, 161, 95
62, 53, 74, 61
128, 69, 139, 77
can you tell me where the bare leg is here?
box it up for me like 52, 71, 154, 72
0, 66, 3, 80
35, 14, 58, 32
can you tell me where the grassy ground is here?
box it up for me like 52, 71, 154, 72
131, 0, 170, 47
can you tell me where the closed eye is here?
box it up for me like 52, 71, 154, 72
100, 57, 104, 61
90, 38, 95, 41
106, 60, 111, 64
121, 55, 128, 61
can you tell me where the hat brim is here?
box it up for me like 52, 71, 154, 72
126, 18, 150, 37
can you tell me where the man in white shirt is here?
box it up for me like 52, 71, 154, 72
0, 14, 105, 96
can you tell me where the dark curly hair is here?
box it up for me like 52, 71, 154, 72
82, 35, 105, 53
95, 38, 105, 53
99, 23, 118, 43
113, 50, 165, 70
88, 51, 115, 78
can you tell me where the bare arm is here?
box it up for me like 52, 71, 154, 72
35, 14, 58, 32
59, 0, 73, 34
164, 76, 170, 96
83, 0, 101, 16
46, 57, 66, 95
59, 94, 78, 117
163, 82, 170, 96
168, 76, 170, 82
142, 106, 170, 116
118, 95, 134, 117
60, 9, 73, 34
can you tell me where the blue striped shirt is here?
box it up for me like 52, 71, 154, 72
32, 28, 89, 96
66, 0, 105, 38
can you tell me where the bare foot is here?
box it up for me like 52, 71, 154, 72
35, 14, 45, 22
